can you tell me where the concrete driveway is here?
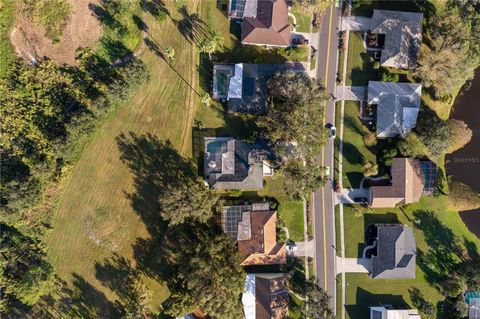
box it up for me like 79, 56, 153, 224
341, 16, 371, 31
336, 85, 367, 101
336, 257, 371, 274
336, 188, 369, 204
290, 240, 315, 258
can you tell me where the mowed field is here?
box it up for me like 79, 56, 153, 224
47, 1, 200, 310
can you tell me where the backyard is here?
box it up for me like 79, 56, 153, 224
339, 196, 480, 319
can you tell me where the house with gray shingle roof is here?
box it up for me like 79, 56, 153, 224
367, 81, 421, 138
370, 10, 423, 69
370, 224, 416, 279
204, 137, 269, 190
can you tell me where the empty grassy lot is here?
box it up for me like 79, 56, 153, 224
345, 31, 378, 86
340, 196, 480, 319
342, 101, 376, 188
47, 2, 201, 314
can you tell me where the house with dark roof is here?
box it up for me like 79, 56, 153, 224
368, 81, 421, 138
370, 306, 421, 319
222, 203, 286, 266
369, 10, 423, 69
368, 224, 416, 279
242, 273, 289, 319
204, 137, 270, 190
233, 0, 290, 47
369, 158, 428, 208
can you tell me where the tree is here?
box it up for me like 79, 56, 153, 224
198, 31, 224, 59
304, 278, 334, 319
380, 70, 399, 82
397, 133, 427, 158
164, 45, 175, 60
381, 148, 397, 167
363, 131, 377, 147
0, 224, 55, 312
159, 178, 220, 226
409, 287, 435, 318
415, 111, 451, 157
264, 72, 328, 162
362, 160, 378, 177
281, 159, 325, 200
164, 230, 245, 318
447, 119, 472, 153
200, 92, 212, 105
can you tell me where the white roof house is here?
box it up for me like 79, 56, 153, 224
370, 307, 421, 319
367, 81, 422, 138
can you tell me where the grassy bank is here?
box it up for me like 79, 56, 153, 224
342, 196, 480, 318
47, 2, 200, 313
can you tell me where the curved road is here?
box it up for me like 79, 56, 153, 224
312, 4, 340, 312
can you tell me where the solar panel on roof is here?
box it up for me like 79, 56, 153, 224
221, 205, 251, 239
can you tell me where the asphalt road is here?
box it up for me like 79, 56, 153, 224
313, 4, 340, 312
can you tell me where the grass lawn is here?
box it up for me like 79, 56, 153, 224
345, 31, 378, 86
351, 0, 439, 17
0, 0, 15, 77
342, 196, 480, 318
335, 204, 341, 257
290, 6, 311, 33
342, 101, 376, 188
47, 2, 200, 314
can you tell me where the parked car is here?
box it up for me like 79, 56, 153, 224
329, 126, 336, 139
292, 37, 309, 45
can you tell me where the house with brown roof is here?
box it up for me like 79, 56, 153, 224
369, 158, 424, 208
240, 0, 291, 47
242, 273, 289, 319
221, 203, 286, 266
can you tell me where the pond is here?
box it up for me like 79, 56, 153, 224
446, 68, 480, 237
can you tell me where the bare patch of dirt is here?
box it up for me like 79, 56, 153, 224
10, 0, 103, 65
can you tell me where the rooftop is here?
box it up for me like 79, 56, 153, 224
204, 137, 266, 190
368, 81, 421, 138
369, 158, 426, 208
241, 0, 290, 47
221, 203, 286, 266
370, 307, 421, 319
370, 224, 416, 279
242, 273, 289, 319
370, 9, 423, 69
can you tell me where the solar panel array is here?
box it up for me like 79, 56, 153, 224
420, 161, 437, 194
222, 205, 251, 239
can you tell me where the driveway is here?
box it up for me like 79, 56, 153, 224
290, 240, 315, 258
336, 85, 367, 101
341, 16, 371, 31
336, 257, 371, 274
336, 188, 369, 204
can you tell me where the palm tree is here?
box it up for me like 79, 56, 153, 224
164, 46, 175, 60
199, 31, 224, 60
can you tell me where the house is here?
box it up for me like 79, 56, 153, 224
212, 63, 286, 114
370, 306, 421, 319
367, 81, 421, 138
242, 273, 289, 319
221, 203, 286, 266
470, 298, 480, 319
235, 0, 290, 47
204, 137, 270, 190
368, 224, 416, 279
369, 10, 423, 69
369, 158, 429, 208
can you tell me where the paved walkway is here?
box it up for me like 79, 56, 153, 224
341, 16, 371, 31
336, 257, 371, 274
336, 188, 369, 204
336, 85, 367, 101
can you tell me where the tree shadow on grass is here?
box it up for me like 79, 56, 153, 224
172, 5, 211, 46
413, 210, 466, 289
345, 287, 409, 319
116, 133, 197, 235
140, 0, 169, 19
